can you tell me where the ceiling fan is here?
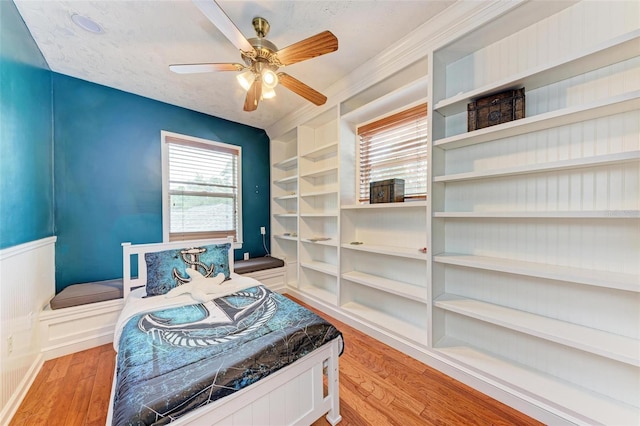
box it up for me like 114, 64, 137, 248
170, 0, 339, 112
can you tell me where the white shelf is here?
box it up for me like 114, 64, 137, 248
274, 234, 298, 242
434, 91, 640, 149
299, 166, 338, 179
341, 301, 427, 345
341, 200, 428, 210
301, 238, 337, 247
435, 151, 640, 182
341, 243, 428, 260
299, 212, 338, 218
273, 175, 298, 185
273, 213, 297, 218
434, 253, 640, 293
434, 30, 640, 117
273, 156, 298, 170
300, 142, 338, 160
435, 294, 640, 367
273, 194, 297, 201
299, 285, 336, 305
300, 189, 338, 198
300, 261, 338, 276
342, 271, 428, 303
433, 210, 640, 219
435, 342, 640, 426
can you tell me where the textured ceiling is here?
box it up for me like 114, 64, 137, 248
14, 0, 455, 130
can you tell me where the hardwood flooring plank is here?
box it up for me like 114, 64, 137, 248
64, 376, 95, 426
10, 358, 55, 419
84, 349, 115, 426
341, 355, 425, 416
6, 411, 29, 426
46, 353, 73, 382
17, 377, 63, 426
46, 361, 86, 426
336, 376, 395, 426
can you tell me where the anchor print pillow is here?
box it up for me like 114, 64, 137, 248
198, 243, 231, 281
145, 243, 231, 297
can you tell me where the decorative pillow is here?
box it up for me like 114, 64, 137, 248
198, 243, 231, 280
144, 243, 231, 297
145, 249, 188, 296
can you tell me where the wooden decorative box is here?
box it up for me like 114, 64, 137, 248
370, 179, 405, 203
468, 88, 525, 131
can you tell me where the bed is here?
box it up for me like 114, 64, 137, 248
107, 237, 343, 426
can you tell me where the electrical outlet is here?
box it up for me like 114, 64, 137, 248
7, 335, 13, 354
244, 252, 249, 260
260, 226, 266, 235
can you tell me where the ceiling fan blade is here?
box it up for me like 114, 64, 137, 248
169, 63, 245, 74
278, 73, 327, 106
275, 31, 338, 66
192, 0, 255, 54
244, 78, 262, 112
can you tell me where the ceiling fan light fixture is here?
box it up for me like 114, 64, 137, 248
236, 70, 254, 91
262, 86, 276, 99
262, 69, 278, 89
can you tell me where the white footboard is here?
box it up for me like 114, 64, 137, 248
107, 338, 341, 426
178, 338, 341, 426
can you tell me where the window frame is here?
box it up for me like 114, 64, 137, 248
356, 103, 428, 203
161, 130, 243, 247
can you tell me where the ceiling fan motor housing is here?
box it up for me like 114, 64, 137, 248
252, 17, 270, 38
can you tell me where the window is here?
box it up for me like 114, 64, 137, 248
357, 103, 428, 202
161, 131, 242, 243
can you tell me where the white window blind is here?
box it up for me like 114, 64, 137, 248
358, 103, 428, 202
165, 136, 241, 242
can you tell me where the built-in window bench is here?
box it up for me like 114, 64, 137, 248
39, 279, 124, 360
234, 256, 286, 292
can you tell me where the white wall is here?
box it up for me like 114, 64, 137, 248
0, 237, 56, 421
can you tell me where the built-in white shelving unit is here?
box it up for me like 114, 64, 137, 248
338, 71, 429, 347
429, 1, 640, 423
297, 107, 341, 304
270, 129, 299, 287
269, 1, 639, 423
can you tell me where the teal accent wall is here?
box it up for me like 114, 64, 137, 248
53, 74, 270, 291
0, 0, 54, 249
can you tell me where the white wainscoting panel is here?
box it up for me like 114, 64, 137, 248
0, 236, 56, 421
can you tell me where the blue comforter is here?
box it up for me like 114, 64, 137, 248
111, 285, 342, 425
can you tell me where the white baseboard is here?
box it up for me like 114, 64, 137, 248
0, 353, 44, 426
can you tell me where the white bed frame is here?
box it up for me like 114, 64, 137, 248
114, 237, 342, 426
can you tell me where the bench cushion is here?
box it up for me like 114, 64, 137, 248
50, 279, 123, 310
234, 256, 285, 274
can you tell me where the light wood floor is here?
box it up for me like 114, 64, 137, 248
10, 296, 543, 426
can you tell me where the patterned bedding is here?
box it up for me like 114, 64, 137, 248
110, 284, 343, 426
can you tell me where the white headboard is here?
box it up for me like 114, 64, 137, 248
121, 236, 235, 298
